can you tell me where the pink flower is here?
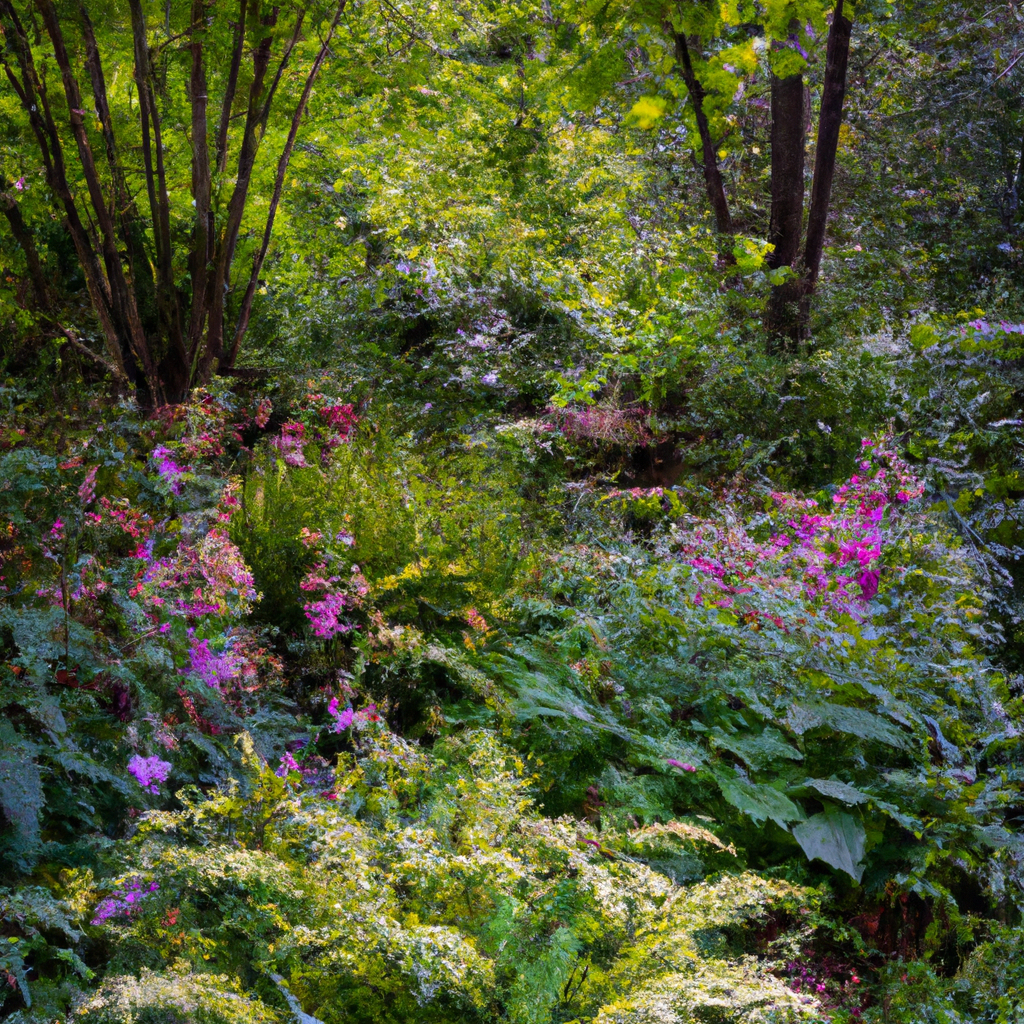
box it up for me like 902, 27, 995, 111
151, 445, 186, 494
255, 398, 272, 429
667, 759, 697, 772
332, 706, 355, 732
127, 754, 172, 794
79, 465, 98, 505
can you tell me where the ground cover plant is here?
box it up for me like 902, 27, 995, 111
2, 1, 1024, 1022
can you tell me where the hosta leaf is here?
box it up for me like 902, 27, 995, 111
792, 702, 910, 749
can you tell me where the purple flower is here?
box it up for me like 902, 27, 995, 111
151, 445, 186, 494
187, 637, 242, 688
332, 706, 355, 732
667, 759, 697, 772
91, 879, 159, 925
276, 752, 301, 777
128, 754, 172, 794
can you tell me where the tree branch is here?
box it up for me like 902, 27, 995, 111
225, 0, 348, 370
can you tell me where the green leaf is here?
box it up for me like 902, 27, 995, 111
711, 727, 803, 770
627, 96, 667, 129
792, 702, 910, 749
801, 778, 869, 805
717, 775, 804, 828
792, 806, 866, 881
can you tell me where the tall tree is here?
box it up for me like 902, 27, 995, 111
0, 0, 346, 404
766, 1, 854, 341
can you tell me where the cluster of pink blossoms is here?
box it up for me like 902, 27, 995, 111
127, 754, 172, 794
678, 437, 925, 617
136, 527, 257, 619
270, 393, 359, 467
92, 879, 160, 925
298, 529, 367, 639
327, 697, 380, 732
273, 422, 308, 467
186, 635, 243, 689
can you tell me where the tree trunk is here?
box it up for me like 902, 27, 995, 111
673, 32, 732, 236
1, 186, 48, 308
803, 0, 853, 294
0, 0, 346, 405
766, 71, 806, 344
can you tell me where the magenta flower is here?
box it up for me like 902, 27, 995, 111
332, 706, 355, 732
128, 754, 172, 794
667, 759, 697, 772
91, 879, 159, 925
187, 637, 242, 688
151, 445, 186, 494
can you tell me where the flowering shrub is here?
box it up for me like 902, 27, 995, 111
678, 436, 925, 613
137, 526, 257, 619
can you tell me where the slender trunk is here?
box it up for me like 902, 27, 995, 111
201, 12, 278, 377
0, 188, 48, 307
766, 70, 806, 341
215, 0, 248, 175
673, 31, 732, 235
767, 72, 805, 271
188, 0, 213, 368
36, 0, 155, 390
225, 0, 348, 369
803, 0, 853, 292
77, 1, 158, 338
1, 0, 127, 377
128, 0, 186, 398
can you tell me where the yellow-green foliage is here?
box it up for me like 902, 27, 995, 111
82, 728, 826, 1024
74, 970, 282, 1024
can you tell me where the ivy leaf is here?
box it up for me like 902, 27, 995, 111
792, 806, 866, 881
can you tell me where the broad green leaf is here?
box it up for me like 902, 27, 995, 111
711, 727, 803, 770
802, 779, 869, 805
792, 806, 866, 881
717, 775, 804, 828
